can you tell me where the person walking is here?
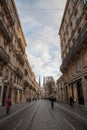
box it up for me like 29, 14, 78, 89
69, 96, 73, 107
6, 96, 12, 114
50, 96, 55, 109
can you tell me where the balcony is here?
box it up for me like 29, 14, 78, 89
17, 38, 25, 54
23, 80, 29, 89
0, 14, 12, 42
0, 0, 14, 25
16, 51, 24, 65
60, 23, 87, 72
15, 68, 23, 79
0, 46, 10, 64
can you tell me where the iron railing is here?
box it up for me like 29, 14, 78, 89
23, 80, 29, 88
15, 67, 23, 79
16, 51, 24, 65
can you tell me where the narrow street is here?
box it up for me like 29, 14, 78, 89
0, 100, 87, 130
0, 0, 87, 130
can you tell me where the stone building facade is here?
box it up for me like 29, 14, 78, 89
0, 0, 38, 106
44, 76, 55, 98
59, 0, 87, 104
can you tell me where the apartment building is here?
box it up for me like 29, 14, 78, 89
23, 57, 38, 101
0, 0, 37, 106
59, 0, 87, 104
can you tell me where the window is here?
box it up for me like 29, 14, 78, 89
68, 8, 71, 18
5, 69, 9, 79
74, 9, 81, 25
75, 10, 80, 20
76, 60, 80, 72
83, 0, 87, 4
72, 0, 76, 6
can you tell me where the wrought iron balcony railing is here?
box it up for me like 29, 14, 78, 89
23, 80, 29, 88
0, 0, 14, 25
15, 67, 23, 79
0, 46, 10, 64
16, 51, 24, 65
0, 14, 12, 42
60, 22, 87, 72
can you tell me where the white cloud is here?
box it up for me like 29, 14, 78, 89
15, 0, 67, 85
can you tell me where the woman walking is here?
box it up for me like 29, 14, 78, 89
6, 96, 12, 114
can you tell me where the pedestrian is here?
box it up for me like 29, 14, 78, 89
6, 96, 12, 114
50, 96, 55, 109
69, 96, 73, 107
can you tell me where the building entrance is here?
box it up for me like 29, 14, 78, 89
77, 80, 84, 105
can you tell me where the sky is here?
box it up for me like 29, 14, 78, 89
14, 0, 67, 86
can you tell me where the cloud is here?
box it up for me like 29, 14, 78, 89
15, 0, 67, 85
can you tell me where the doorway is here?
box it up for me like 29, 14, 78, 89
77, 80, 84, 105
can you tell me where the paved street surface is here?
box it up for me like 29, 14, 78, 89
0, 100, 87, 130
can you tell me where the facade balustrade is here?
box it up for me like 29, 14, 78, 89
15, 67, 23, 79
60, 23, 87, 72
17, 37, 25, 54
0, 46, 10, 64
0, 14, 12, 42
0, 0, 14, 25
16, 51, 24, 65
